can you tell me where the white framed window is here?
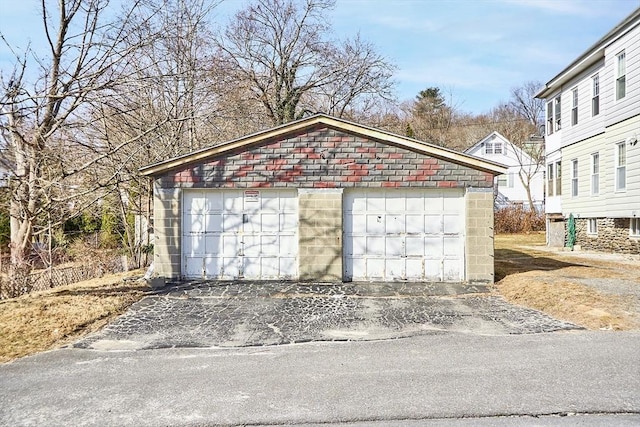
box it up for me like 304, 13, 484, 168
571, 159, 578, 197
616, 51, 626, 100
591, 152, 599, 195
631, 218, 640, 238
588, 218, 598, 235
615, 142, 626, 191
547, 163, 554, 196
485, 140, 503, 155
592, 74, 600, 116
571, 87, 578, 126
546, 102, 554, 135
554, 95, 562, 131
555, 161, 562, 196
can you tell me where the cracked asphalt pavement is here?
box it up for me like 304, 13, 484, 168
75, 281, 580, 350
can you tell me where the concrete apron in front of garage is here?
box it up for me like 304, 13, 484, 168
75, 281, 581, 351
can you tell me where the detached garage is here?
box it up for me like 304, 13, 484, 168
140, 114, 506, 284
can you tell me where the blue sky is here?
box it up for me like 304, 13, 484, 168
1, 0, 639, 114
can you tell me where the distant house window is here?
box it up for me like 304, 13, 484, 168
497, 174, 507, 187
555, 161, 562, 196
547, 102, 554, 135
588, 218, 598, 235
616, 142, 626, 191
485, 139, 503, 155
617, 51, 626, 100
571, 159, 578, 197
591, 153, 599, 195
571, 88, 578, 126
631, 218, 640, 238
547, 163, 554, 196
592, 74, 600, 116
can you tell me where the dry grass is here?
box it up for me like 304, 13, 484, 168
495, 233, 639, 331
0, 270, 148, 363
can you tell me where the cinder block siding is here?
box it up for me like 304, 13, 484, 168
465, 188, 495, 283
298, 189, 343, 281
156, 126, 494, 189
573, 218, 640, 254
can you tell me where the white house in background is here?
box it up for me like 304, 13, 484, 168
465, 131, 544, 211
536, 7, 640, 253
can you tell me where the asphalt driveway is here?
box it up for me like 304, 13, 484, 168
75, 281, 579, 350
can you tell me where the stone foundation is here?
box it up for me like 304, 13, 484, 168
572, 218, 640, 254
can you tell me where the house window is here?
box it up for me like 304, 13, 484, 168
631, 218, 640, 238
592, 74, 600, 116
616, 142, 626, 191
591, 152, 599, 195
571, 159, 578, 197
571, 88, 578, 126
555, 161, 562, 196
616, 51, 626, 100
547, 163, 554, 196
547, 102, 554, 135
497, 174, 507, 187
485, 140, 503, 155
554, 95, 562, 131
588, 218, 598, 235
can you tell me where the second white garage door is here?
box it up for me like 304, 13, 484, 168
343, 189, 465, 282
182, 190, 298, 279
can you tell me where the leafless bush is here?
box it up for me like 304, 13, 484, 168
495, 205, 545, 234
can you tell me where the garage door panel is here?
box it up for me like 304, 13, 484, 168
386, 236, 404, 257
386, 215, 404, 234
443, 259, 460, 281
344, 189, 464, 282
185, 257, 203, 277
183, 190, 298, 279
405, 236, 423, 256
365, 236, 384, 255
424, 236, 443, 255
279, 235, 297, 256
443, 214, 461, 234
222, 257, 240, 278
424, 215, 443, 234
203, 257, 221, 278
184, 235, 205, 255
260, 212, 279, 232
205, 214, 223, 232
406, 214, 424, 234
222, 234, 240, 256
386, 258, 404, 279
366, 214, 384, 234
443, 236, 460, 256
405, 258, 423, 279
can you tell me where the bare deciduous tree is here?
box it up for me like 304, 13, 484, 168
0, 0, 145, 287
216, 0, 396, 126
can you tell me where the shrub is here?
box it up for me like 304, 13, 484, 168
495, 205, 545, 234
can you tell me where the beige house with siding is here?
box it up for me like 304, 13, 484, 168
140, 114, 506, 284
536, 7, 640, 253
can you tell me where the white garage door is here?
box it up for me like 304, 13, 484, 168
182, 190, 298, 279
344, 189, 465, 282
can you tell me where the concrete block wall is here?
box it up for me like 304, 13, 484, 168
465, 188, 495, 283
153, 186, 182, 278
298, 189, 343, 280
158, 125, 495, 190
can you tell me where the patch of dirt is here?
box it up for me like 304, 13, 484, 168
494, 233, 640, 331
0, 270, 149, 363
